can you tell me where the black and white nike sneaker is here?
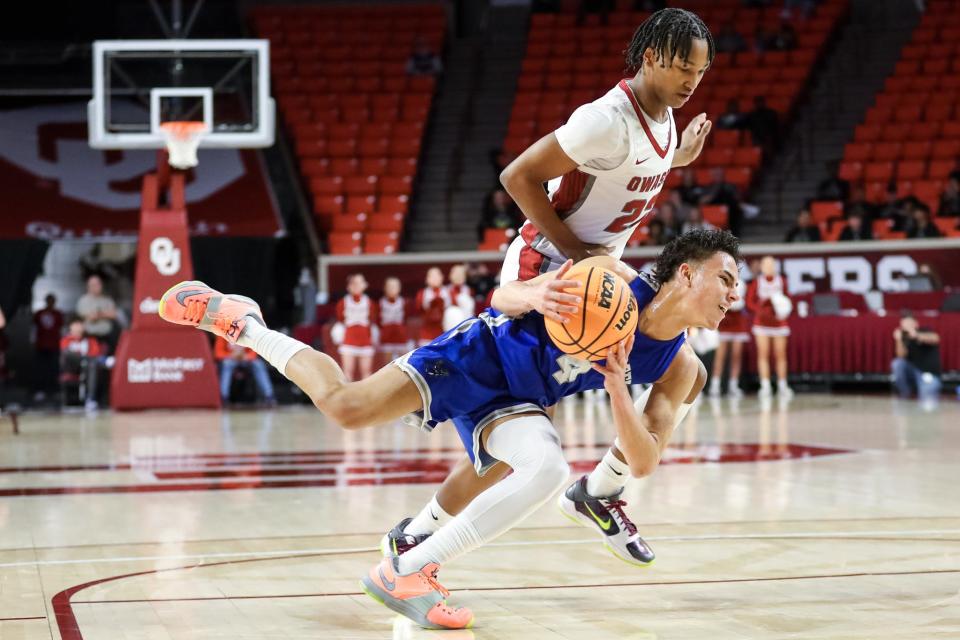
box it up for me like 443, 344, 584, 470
379, 517, 432, 558
558, 475, 655, 566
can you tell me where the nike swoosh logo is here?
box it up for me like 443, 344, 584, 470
176, 289, 206, 305
585, 503, 613, 531
429, 508, 439, 521
635, 157, 648, 165
378, 565, 396, 591
606, 463, 624, 476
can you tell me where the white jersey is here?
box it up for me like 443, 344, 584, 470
506, 80, 675, 283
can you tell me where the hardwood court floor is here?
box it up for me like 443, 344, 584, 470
1, 393, 958, 639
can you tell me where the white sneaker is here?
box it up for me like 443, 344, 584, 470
727, 384, 744, 398
558, 475, 654, 566
758, 383, 772, 398
778, 384, 794, 398
708, 381, 721, 397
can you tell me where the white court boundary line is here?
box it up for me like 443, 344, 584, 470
2, 529, 959, 569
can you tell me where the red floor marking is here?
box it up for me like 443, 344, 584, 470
3, 444, 852, 494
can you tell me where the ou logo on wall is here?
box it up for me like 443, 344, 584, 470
150, 237, 181, 276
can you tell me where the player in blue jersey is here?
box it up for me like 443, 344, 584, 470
158, 229, 742, 630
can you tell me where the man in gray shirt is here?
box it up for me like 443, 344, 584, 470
76, 275, 117, 345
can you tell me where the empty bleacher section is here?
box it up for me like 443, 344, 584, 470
813, 0, 960, 241
251, 4, 445, 255
497, 0, 846, 247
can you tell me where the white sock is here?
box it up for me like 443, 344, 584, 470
760, 378, 771, 389
709, 377, 721, 392
397, 415, 569, 575
586, 447, 630, 497
236, 318, 309, 378
404, 494, 453, 536
729, 376, 739, 388
778, 378, 791, 390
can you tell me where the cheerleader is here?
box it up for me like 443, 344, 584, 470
335, 273, 377, 381
415, 267, 450, 345
709, 279, 749, 397
745, 256, 793, 397
378, 277, 411, 363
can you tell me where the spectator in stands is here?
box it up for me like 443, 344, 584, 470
644, 219, 669, 245
666, 189, 694, 223
478, 189, 522, 242
406, 37, 442, 76
817, 161, 850, 202
656, 204, 680, 242
892, 310, 941, 402
698, 167, 744, 236
771, 21, 798, 50
838, 210, 873, 241
905, 203, 941, 238
716, 99, 745, 130
681, 206, 715, 234
214, 336, 275, 407
937, 172, 960, 217
336, 273, 377, 382
416, 267, 450, 346
32, 293, 64, 402
60, 318, 101, 411
745, 96, 780, 153
874, 186, 909, 231
784, 207, 822, 242
844, 182, 873, 220
716, 22, 747, 53
466, 263, 497, 307
677, 168, 706, 206
76, 275, 119, 353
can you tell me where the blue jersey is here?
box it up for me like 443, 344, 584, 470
395, 272, 686, 474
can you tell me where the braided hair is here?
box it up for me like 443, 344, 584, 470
625, 8, 715, 72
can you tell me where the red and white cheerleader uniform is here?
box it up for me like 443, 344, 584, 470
746, 274, 790, 338
336, 293, 377, 357
378, 294, 411, 353
718, 281, 750, 342
416, 286, 451, 345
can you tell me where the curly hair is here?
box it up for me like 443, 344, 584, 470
625, 8, 715, 72
653, 229, 742, 285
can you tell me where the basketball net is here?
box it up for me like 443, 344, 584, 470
160, 121, 207, 169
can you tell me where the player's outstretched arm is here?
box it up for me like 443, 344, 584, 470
491, 259, 581, 322
593, 338, 698, 477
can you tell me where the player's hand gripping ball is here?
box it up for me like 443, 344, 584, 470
544, 257, 639, 362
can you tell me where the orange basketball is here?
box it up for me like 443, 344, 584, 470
544, 257, 639, 362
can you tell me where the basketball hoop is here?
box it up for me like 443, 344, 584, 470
160, 121, 208, 169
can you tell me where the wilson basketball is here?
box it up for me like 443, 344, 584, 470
544, 258, 639, 362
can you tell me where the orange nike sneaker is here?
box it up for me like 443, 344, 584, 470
158, 281, 263, 343
361, 557, 473, 630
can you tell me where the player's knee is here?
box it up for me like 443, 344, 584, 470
532, 448, 570, 496
317, 388, 370, 430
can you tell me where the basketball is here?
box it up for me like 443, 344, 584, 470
544, 258, 639, 361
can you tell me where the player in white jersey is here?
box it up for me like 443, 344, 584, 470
383, 7, 717, 568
